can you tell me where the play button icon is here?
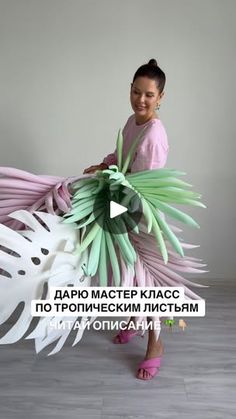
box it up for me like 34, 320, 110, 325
93, 185, 143, 234
110, 201, 127, 218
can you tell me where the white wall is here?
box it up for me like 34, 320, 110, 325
0, 0, 235, 279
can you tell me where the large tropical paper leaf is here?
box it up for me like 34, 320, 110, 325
129, 227, 208, 299
0, 210, 94, 354
0, 167, 81, 229
64, 165, 206, 281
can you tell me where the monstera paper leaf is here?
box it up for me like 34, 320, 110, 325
0, 210, 94, 355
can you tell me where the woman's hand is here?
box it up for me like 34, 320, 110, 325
83, 163, 108, 174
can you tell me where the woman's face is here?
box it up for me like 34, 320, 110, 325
130, 76, 163, 124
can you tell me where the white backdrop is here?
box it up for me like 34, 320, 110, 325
0, 0, 235, 279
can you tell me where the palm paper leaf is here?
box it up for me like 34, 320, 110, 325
64, 130, 206, 282
129, 227, 208, 296
0, 167, 80, 229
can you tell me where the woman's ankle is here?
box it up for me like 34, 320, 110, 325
146, 336, 163, 354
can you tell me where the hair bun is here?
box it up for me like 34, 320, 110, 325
148, 58, 158, 66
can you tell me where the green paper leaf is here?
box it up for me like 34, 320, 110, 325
121, 126, 148, 174
116, 129, 123, 170
98, 231, 108, 286
104, 229, 121, 286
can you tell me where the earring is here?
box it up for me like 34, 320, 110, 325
156, 103, 160, 110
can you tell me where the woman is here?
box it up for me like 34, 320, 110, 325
0, 59, 205, 376
84, 59, 168, 380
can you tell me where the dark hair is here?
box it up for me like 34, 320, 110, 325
132, 58, 166, 93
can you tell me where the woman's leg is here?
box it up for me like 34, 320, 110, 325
136, 317, 164, 380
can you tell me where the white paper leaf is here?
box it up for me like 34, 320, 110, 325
0, 210, 95, 354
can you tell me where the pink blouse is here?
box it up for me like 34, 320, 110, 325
103, 114, 169, 172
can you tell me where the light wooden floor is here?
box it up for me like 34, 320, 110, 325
0, 279, 235, 419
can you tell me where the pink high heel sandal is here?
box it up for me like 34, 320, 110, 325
113, 328, 144, 344
136, 357, 162, 380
